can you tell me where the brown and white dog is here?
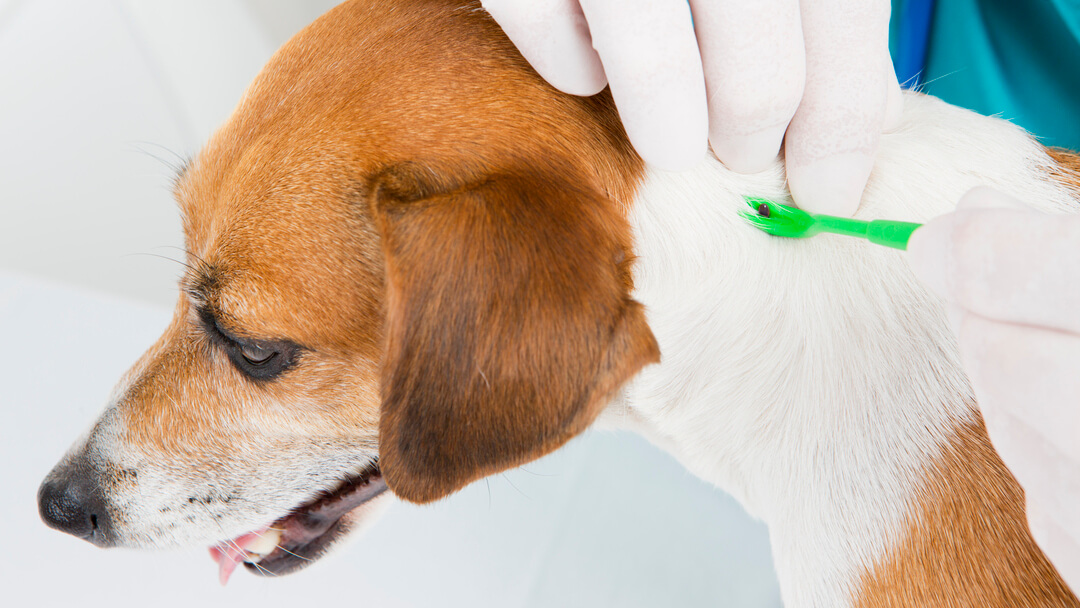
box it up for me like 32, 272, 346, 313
37, 1, 1080, 606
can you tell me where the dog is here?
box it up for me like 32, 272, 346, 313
37, 1, 1080, 606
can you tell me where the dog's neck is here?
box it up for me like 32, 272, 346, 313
600, 93, 1078, 607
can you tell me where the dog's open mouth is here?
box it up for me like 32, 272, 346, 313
208, 462, 386, 584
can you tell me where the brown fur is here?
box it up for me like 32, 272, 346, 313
158, 0, 653, 500
1047, 148, 1080, 198
372, 163, 657, 502
855, 415, 1079, 607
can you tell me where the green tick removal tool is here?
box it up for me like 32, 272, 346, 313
740, 197, 923, 251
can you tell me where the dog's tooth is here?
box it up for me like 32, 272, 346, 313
244, 528, 282, 560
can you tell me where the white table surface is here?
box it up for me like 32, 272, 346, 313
0, 270, 781, 607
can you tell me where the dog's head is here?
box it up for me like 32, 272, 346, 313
38, 0, 657, 578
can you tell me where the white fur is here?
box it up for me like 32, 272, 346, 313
598, 92, 1077, 607
71, 407, 379, 548
70, 341, 382, 548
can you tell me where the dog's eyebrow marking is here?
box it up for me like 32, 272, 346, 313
182, 261, 223, 309
181, 262, 252, 343
182, 263, 253, 342
182, 263, 242, 344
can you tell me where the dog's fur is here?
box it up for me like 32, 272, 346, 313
40, 1, 1080, 606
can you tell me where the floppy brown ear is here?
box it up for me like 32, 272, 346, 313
371, 165, 659, 503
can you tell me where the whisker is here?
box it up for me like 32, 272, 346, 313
233, 534, 277, 577
193, 503, 289, 579
515, 466, 557, 478
222, 536, 279, 577
156, 245, 213, 273
124, 252, 198, 273
912, 68, 962, 93
272, 543, 313, 563
499, 473, 530, 500
129, 141, 189, 172
247, 559, 275, 577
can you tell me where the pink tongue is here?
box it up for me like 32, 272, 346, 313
208, 527, 270, 585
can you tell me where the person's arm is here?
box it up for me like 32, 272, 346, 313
908, 186, 1080, 592
482, 0, 901, 217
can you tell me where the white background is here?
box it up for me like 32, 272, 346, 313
0, 2, 781, 606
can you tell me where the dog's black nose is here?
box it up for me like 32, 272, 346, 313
38, 466, 113, 546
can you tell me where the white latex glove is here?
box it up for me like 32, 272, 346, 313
482, 0, 903, 216
907, 186, 1080, 593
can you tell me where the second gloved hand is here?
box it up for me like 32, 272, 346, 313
907, 186, 1080, 593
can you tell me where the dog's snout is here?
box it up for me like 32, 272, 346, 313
38, 465, 113, 547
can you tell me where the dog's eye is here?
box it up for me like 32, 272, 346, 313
226, 339, 297, 381
197, 307, 298, 381
227, 340, 296, 381
240, 343, 276, 365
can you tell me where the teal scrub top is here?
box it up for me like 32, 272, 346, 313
891, 0, 1080, 150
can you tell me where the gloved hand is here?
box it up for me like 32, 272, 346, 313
482, 0, 903, 217
908, 186, 1080, 593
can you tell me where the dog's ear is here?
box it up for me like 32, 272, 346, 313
370, 164, 659, 503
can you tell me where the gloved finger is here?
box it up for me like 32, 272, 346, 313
483, 0, 607, 96
579, 0, 708, 170
957, 314, 1080, 464
907, 208, 1080, 335
979, 397, 1080, 578
785, 0, 893, 217
691, 0, 804, 173
1027, 502, 1080, 593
